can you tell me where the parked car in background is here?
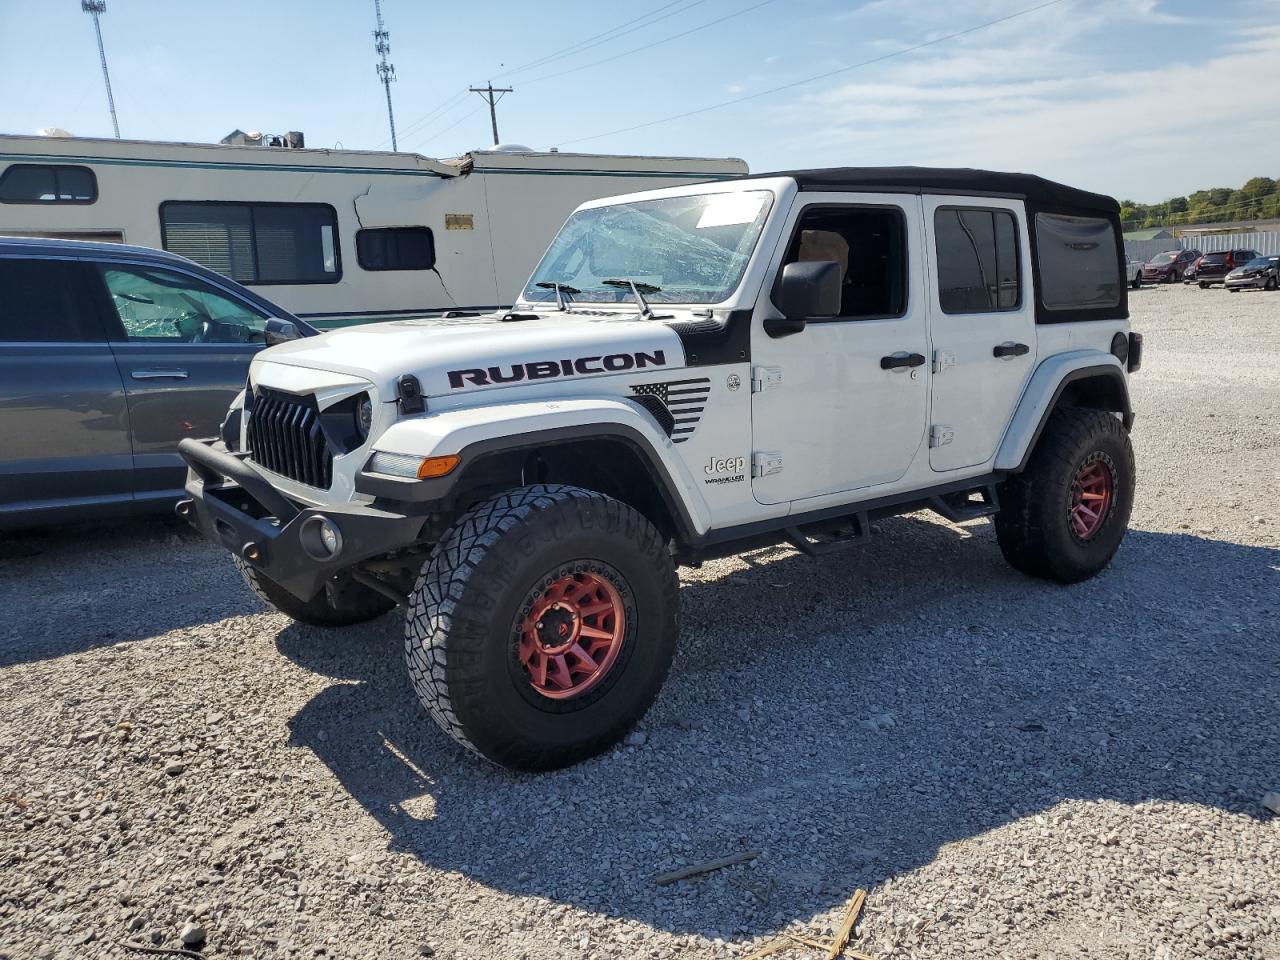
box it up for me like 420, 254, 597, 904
0, 237, 312, 529
1182, 255, 1203, 283
1225, 254, 1280, 292
1197, 249, 1261, 287
1126, 257, 1143, 289
1142, 249, 1200, 284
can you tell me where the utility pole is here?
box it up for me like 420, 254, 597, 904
81, 1, 120, 138
372, 0, 398, 151
469, 82, 513, 146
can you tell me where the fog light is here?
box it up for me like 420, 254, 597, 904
300, 515, 343, 561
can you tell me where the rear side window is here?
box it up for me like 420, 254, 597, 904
0, 164, 97, 204
1035, 214, 1121, 311
160, 201, 340, 284
934, 207, 1021, 314
0, 259, 101, 342
356, 227, 436, 271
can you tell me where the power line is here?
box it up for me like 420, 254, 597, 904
522, 0, 780, 88
495, 0, 709, 80
383, 0, 708, 150
410, 105, 488, 151
555, 0, 1071, 147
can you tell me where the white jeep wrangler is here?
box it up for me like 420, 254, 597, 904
179, 167, 1142, 771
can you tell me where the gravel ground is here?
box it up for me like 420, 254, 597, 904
1, 283, 1278, 960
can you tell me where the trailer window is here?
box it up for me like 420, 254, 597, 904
934, 207, 1021, 314
1035, 213, 1120, 311
160, 201, 340, 285
0, 164, 97, 204
356, 227, 436, 271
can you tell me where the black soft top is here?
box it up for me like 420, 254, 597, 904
747, 166, 1120, 215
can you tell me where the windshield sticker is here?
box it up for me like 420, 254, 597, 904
696, 194, 768, 229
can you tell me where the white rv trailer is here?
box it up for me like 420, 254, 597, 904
0, 134, 746, 327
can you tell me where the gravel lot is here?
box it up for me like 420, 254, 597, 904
2, 283, 1278, 960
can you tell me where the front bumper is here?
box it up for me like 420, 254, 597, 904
1224, 275, 1265, 289
176, 438, 426, 601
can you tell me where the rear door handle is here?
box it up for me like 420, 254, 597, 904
131, 368, 189, 380
880, 352, 927, 370
993, 342, 1030, 359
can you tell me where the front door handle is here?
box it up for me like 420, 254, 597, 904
131, 368, 189, 380
993, 342, 1030, 359
880, 352, 927, 370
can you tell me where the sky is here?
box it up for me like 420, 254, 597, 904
1, 0, 1277, 204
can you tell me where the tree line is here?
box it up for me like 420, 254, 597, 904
1120, 176, 1280, 231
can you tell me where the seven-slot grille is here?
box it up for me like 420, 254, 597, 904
246, 387, 333, 488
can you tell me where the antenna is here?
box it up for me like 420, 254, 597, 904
372, 0, 398, 151
469, 82, 514, 146
81, 0, 120, 138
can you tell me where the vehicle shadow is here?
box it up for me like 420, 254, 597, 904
277, 518, 1280, 937
0, 516, 258, 667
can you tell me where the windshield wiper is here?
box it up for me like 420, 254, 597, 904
534, 280, 580, 312
602, 278, 661, 318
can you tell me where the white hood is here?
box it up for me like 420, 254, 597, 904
256, 311, 688, 400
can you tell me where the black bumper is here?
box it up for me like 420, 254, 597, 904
176, 438, 426, 602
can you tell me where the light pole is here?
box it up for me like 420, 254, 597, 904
81, 0, 120, 138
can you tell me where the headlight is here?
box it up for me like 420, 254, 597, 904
355, 394, 373, 439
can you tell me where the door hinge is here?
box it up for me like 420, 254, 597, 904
751, 365, 784, 393
929, 425, 955, 448
932, 350, 956, 374
751, 451, 784, 478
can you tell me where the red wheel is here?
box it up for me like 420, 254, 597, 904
518, 571, 626, 700
1068, 457, 1114, 540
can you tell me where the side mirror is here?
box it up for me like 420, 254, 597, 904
263, 317, 302, 347
766, 260, 842, 337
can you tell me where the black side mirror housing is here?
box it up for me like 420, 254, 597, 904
264, 317, 302, 347
766, 260, 842, 337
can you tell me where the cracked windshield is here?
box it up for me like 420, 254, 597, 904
522, 190, 773, 305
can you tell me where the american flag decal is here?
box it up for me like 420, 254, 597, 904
631, 377, 711, 443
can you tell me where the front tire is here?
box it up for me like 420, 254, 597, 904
235, 558, 395, 627
404, 485, 679, 771
995, 407, 1135, 584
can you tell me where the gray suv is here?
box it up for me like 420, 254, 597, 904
0, 237, 311, 530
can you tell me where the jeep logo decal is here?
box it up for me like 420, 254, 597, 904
448, 350, 667, 389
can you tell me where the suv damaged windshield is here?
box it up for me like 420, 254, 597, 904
521, 191, 774, 306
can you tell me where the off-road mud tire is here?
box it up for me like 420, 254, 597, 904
235, 557, 395, 627
404, 485, 679, 771
995, 407, 1135, 584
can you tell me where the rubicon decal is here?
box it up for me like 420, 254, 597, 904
448, 350, 667, 389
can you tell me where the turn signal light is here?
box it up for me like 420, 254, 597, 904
417, 455, 461, 479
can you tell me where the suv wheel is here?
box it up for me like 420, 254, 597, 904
235, 558, 396, 627
1199, 281, 1210, 289
1266, 276, 1277, 291
404, 485, 679, 771
1168, 270, 1180, 283
994, 407, 1135, 584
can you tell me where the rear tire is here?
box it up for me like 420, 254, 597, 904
995, 407, 1135, 584
404, 485, 679, 771
235, 558, 395, 627
1168, 270, 1180, 284
1199, 282, 1210, 289
1130, 275, 1141, 289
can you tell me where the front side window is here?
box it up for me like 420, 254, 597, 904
1035, 213, 1121, 311
100, 264, 268, 343
0, 164, 97, 204
160, 202, 339, 284
522, 191, 774, 305
934, 207, 1021, 314
357, 227, 436, 271
0, 259, 101, 342
775, 205, 907, 320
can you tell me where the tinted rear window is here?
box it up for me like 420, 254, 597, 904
0, 258, 101, 342
1202, 253, 1227, 264
1034, 214, 1121, 311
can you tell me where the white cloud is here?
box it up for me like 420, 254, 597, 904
760, 15, 1280, 200
726, 83, 745, 94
